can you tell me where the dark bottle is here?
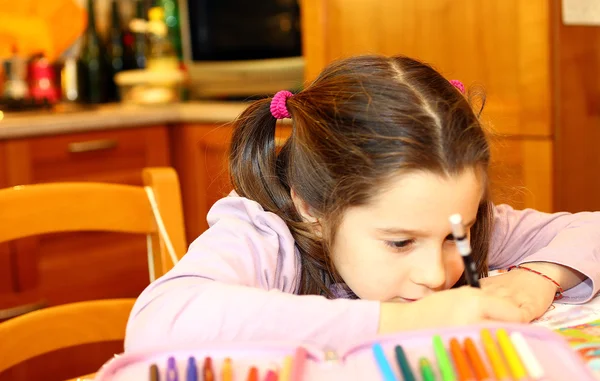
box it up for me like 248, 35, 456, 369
107, 0, 125, 101
77, 0, 109, 104
129, 0, 147, 69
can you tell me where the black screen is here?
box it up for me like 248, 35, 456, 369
187, 0, 302, 61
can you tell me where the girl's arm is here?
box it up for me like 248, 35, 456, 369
488, 204, 600, 303
124, 196, 379, 353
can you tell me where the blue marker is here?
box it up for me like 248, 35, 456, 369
166, 356, 178, 381
186, 356, 198, 381
372, 343, 399, 381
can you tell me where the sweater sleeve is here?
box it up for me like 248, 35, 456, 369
124, 196, 379, 353
489, 204, 600, 303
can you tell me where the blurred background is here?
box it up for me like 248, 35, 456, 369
1, 1, 599, 379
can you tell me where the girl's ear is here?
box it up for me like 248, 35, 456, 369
290, 188, 322, 237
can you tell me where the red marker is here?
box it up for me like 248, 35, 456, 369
203, 357, 214, 381
264, 368, 279, 381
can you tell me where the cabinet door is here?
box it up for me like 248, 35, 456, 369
301, 0, 551, 138
172, 123, 292, 243
0, 141, 14, 298
0, 126, 171, 312
489, 137, 553, 212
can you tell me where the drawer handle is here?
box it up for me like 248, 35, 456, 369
0, 300, 47, 320
68, 139, 118, 153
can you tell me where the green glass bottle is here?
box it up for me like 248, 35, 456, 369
159, 0, 183, 60
77, 0, 109, 104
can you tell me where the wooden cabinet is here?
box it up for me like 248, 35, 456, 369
553, 1, 600, 213
172, 123, 292, 243
300, 0, 554, 212
0, 126, 170, 315
489, 137, 553, 211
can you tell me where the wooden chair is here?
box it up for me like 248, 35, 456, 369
0, 166, 187, 284
0, 298, 135, 377
0, 167, 187, 379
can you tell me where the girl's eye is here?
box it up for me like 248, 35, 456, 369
445, 234, 455, 241
385, 239, 415, 251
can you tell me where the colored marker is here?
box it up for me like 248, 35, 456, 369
481, 329, 511, 380
449, 214, 480, 287
264, 368, 279, 381
246, 366, 259, 381
280, 355, 293, 381
510, 331, 545, 379
186, 357, 197, 381
372, 343, 399, 381
420, 358, 438, 381
203, 357, 214, 381
449, 339, 475, 381
222, 358, 233, 381
166, 356, 178, 381
394, 345, 416, 381
463, 338, 491, 381
433, 335, 457, 381
150, 364, 160, 381
496, 329, 528, 380
290, 347, 308, 381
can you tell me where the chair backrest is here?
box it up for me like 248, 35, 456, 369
0, 167, 187, 278
0, 298, 136, 373
0, 167, 188, 378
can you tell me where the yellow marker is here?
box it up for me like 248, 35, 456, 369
222, 357, 233, 381
279, 355, 293, 381
481, 329, 511, 380
496, 329, 528, 380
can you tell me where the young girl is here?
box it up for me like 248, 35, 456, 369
125, 55, 600, 353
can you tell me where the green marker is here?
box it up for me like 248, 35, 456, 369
432, 335, 456, 381
394, 345, 416, 381
419, 358, 437, 381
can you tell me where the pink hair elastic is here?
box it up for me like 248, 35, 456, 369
449, 79, 465, 94
270, 90, 293, 119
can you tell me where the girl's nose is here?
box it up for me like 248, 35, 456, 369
410, 247, 447, 291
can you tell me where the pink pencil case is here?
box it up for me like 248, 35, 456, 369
94, 323, 595, 380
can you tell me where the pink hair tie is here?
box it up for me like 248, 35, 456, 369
270, 90, 293, 119
449, 79, 465, 94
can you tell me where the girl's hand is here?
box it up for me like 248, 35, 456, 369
479, 263, 568, 322
378, 286, 527, 334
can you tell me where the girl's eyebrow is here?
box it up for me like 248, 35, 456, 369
375, 217, 477, 237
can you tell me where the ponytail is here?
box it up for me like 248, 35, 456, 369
229, 98, 337, 297
229, 99, 291, 214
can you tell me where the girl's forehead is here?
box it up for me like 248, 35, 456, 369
345, 169, 483, 233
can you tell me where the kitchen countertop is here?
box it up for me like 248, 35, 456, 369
0, 101, 252, 139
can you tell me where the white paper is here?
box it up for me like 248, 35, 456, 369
563, 0, 600, 26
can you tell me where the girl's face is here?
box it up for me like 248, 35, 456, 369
331, 169, 483, 302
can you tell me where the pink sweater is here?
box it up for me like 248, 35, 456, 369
124, 195, 600, 353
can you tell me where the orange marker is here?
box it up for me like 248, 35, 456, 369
464, 338, 491, 381
481, 329, 511, 381
246, 366, 259, 381
450, 338, 476, 381
222, 358, 233, 381
203, 357, 215, 381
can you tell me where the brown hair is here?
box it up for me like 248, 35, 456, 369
229, 54, 492, 297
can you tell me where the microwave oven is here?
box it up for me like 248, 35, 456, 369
178, 0, 305, 99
